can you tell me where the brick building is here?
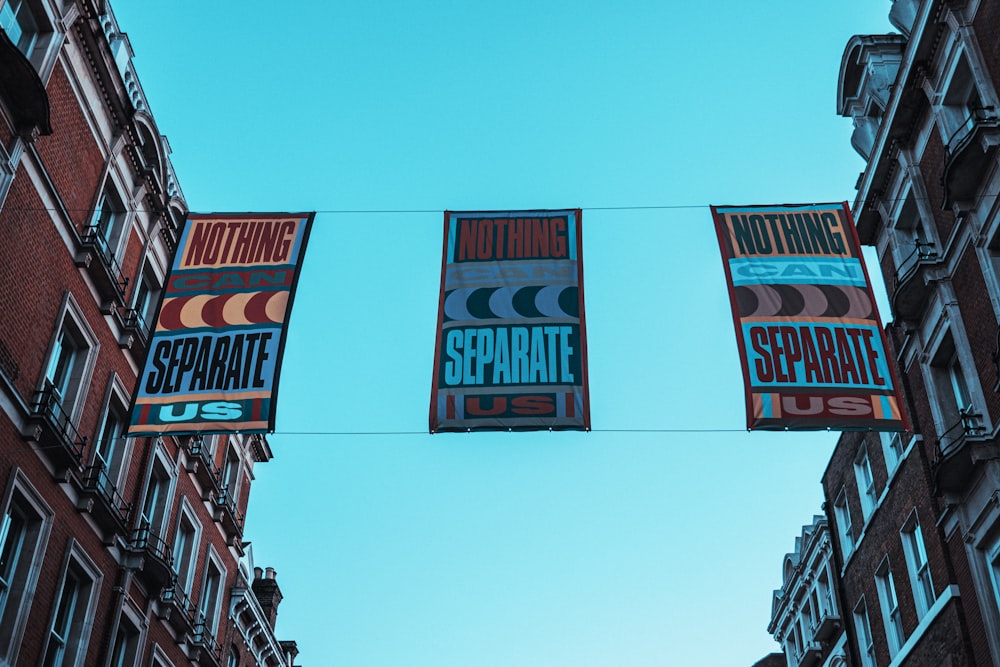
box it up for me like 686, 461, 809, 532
768, 516, 849, 667
0, 1, 300, 665
817, 0, 1000, 664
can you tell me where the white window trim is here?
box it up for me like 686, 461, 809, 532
108, 599, 147, 667
853, 596, 877, 667
41, 539, 103, 667
854, 444, 878, 522
900, 510, 935, 618
171, 499, 201, 596
876, 557, 905, 657
138, 440, 177, 539
834, 487, 856, 562
922, 319, 987, 442
197, 545, 227, 636
39, 293, 100, 424
90, 373, 133, 491
0, 468, 55, 665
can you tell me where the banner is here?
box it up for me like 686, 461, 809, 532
711, 203, 907, 431
127, 212, 314, 436
430, 210, 590, 432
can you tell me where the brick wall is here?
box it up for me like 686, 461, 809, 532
33, 62, 103, 229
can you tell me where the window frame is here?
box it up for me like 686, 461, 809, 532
40, 540, 103, 667
137, 444, 176, 540
131, 257, 162, 339
197, 546, 227, 637
880, 430, 905, 474
108, 608, 143, 667
854, 443, 878, 521
0, 469, 55, 665
39, 294, 99, 425
91, 374, 133, 493
0, 0, 61, 78
901, 512, 935, 618
171, 500, 201, 596
875, 557, 905, 656
834, 487, 855, 558
853, 597, 876, 667
87, 177, 130, 272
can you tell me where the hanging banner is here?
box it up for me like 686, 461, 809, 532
127, 212, 314, 436
430, 210, 590, 432
711, 203, 907, 431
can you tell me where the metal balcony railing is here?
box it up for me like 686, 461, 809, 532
29, 384, 85, 469
158, 578, 197, 635
890, 241, 939, 322
128, 523, 174, 590
78, 224, 129, 302
80, 463, 132, 530
214, 485, 246, 539
943, 106, 1000, 206
190, 620, 223, 666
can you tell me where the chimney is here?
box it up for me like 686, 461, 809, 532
251, 566, 283, 629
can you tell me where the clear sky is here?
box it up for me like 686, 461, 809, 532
114, 1, 895, 664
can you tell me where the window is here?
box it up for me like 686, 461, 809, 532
941, 54, 987, 147
855, 445, 877, 521
41, 298, 98, 424
988, 537, 1000, 630
93, 388, 131, 494
172, 508, 199, 594
901, 514, 935, 617
0, 0, 38, 57
0, 477, 54, 664
930, 333, 978, 442
139, 454, 173, 538
90, 181, 126, 260
817, 565, 836, 618
45, 326, 84, 410
801, 596, 815, 639
220, 443, 242, 507
853, 598, 876, 667
132, 262, 160, 337
197, 554, 225, 640
41, 545, 101, 667
0, 0, 58, 75
108, 615, 140, 667
222, 444, 241, 494
227, 646, 240, 667
881, 430, 905, 473
876, 559, 905, 655
892, 191, 935, 272
834, 488, 855, 557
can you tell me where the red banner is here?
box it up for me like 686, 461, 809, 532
712, 203, 907, 431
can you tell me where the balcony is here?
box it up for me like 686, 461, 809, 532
189, 621, 223, 666
75, 225, 128, 308
78, 464, 132, 538
890, 242, 939, 323
811, 609, 841, 642
943, 108, 1000, 208
157, 580, 197, 637
213, 485, 246, 546
126, 524, 174, 592
23, 385, 85, 476
794, 641, 822, 667
933, 408, 989, 495
185, 437, 222, 498
117, 307, 152, 356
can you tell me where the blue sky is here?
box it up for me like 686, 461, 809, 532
114, 1, 894, 664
